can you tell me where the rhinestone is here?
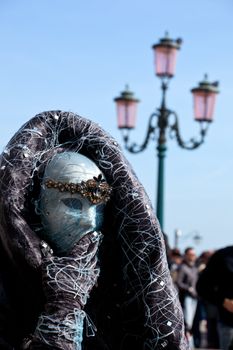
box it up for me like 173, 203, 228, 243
161, 340, 168, 348
41, 241, 48, 249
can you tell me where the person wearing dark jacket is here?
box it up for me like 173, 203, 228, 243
196, 245, 233, 350
176, 247, 198, 346
0, 111, 189, 350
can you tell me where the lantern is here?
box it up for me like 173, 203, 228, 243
114, 86, 139, 129
152, 32, 182, 78
191, 75, 219, 122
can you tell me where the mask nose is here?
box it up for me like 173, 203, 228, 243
79, 203, 98, 229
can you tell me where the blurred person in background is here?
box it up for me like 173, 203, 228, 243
192, 250, 219, 348
176, 247, 198, 346
196, 245, 233, 350
196, 250, 219, 349
169, 248, 183, 285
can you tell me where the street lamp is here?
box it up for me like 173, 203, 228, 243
114, 32, 219, 230
174, 229, 202, 249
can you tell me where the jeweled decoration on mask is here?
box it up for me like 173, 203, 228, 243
45, 174, 112, 204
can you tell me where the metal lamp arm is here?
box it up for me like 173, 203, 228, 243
122, 112, 159, 153
168, 110, 209, 150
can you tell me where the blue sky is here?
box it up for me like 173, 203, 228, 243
0, 0, 232, 254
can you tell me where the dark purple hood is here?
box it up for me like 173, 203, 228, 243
0, 111, 188, 350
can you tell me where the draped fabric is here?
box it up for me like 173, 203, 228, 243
0, 111, 188, 350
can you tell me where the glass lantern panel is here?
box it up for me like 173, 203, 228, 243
116, 100, 137, 129
193, 91, 216, 121
154, 47, 177, 77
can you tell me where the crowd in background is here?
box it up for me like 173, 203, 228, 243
168, 246, 217, 348
165, 236, 233, 350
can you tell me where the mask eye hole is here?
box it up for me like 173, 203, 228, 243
62, 198, 82, 210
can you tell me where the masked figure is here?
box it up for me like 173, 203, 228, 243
0, 111, 189, 350
38, 151, 108, 255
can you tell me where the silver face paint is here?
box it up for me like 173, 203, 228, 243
39, 152, 105, 255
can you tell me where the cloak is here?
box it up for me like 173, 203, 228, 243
0, 111, 188, 350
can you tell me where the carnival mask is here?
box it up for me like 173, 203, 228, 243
38, 152, 111, 255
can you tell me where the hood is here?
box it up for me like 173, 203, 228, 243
0, 110, 187, 350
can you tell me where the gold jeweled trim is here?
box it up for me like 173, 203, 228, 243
45, 174, 112, 204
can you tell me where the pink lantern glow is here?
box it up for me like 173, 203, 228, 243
114, 86, 139, 129
155, 47, 178, 77
152, 33, 182, 78
191, 75, 219, 122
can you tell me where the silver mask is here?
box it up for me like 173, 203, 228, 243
39, 152, 106, 255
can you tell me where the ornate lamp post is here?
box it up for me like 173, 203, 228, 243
174, 229, 202, 249
114, 33, 219, 230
